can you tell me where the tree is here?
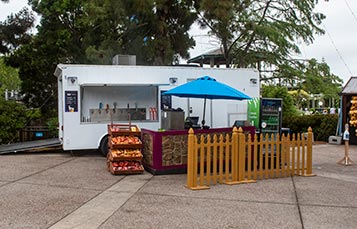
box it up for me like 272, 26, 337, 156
288, 89, 310, 110
262, 85, 297, 117
195, 0, 325, 73
120, 0, 196, 65
301, 59, 342, 94
82, 0, 127, 64
5, 0, 88, 116
262, 58, 342, 111
5, 0, 197, 116
300, 59, 342, 107
0, 57, 21, 96
0, 4, 35, 55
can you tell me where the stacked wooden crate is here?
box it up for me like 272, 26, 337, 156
107, 124, 144, 175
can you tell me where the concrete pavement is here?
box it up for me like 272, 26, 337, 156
0, 144, 356, 228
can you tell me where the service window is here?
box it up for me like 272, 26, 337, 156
80, 85, 158, 123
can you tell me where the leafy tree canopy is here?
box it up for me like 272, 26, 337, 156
195, 0, 326, 72
0, 3, 35, 55
269, 58, 342, 108
91, 0, 197, 65
4, 0, 197, 114
301, 59, 343, 98
0, 57, 21, 95
262, 85, 297, 117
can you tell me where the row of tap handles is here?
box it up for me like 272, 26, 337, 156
97, 102, 139, 114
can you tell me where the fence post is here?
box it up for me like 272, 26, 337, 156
232, 127, 239, 182
238, 127, 245, 182
186, 128, 209, 190
186, 128, 195, 189
304, 127, 316, 177
241, 128, 256, 184
225, 127, 239, 185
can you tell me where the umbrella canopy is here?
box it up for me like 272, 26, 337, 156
163, 76, 251, 127
163, 76, 251, 100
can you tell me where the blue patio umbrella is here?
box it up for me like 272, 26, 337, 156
163, 76, 251, 127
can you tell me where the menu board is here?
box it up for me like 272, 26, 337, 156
65, 91, 78, 112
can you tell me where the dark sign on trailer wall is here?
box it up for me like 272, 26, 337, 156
65, 91, 78, 112
160, 91, 172, 110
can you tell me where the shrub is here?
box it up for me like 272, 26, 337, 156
0, 98, 27, 144
283, 114, 338, 142
46, 116, 59, 137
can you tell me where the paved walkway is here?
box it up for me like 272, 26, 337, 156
0, 144, 356, 228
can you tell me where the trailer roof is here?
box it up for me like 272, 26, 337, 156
342, 77, 357, 94
53, 64, 258, 77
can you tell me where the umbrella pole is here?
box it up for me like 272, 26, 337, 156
202, 97, 206, 127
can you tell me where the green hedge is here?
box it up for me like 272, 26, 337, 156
282, 114, 338, 142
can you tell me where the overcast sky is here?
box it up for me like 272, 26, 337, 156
1, 0, 356, 85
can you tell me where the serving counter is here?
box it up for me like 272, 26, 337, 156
141, 126, 255, 174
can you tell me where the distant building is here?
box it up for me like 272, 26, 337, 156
187, 48, 226, 67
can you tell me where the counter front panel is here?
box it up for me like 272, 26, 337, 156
141, 127, 255, 174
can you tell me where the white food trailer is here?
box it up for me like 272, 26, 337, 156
54, 64, 260, 154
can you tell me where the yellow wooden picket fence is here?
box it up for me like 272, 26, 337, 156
186, 127, 315, 190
